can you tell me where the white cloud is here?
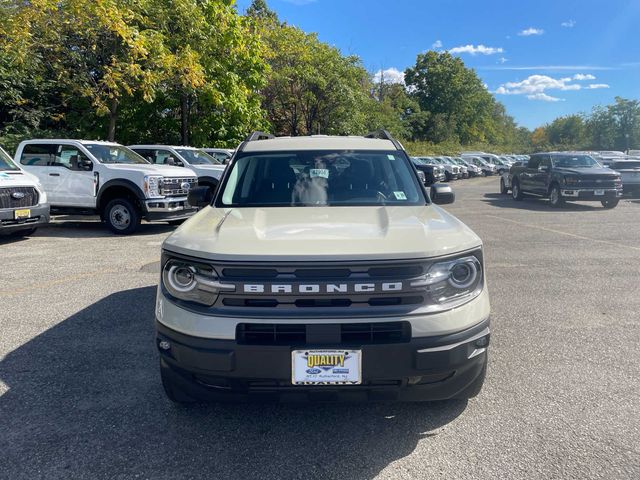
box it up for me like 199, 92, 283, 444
527, 93, 563, 102
498, 57, 508, 64
561, 20, 576, 28
479, 65, 613, 71
448, 44, 504, 55
518, 27, 544, 36
432, 40, 443, 49
373, 67, 405, 84
494, 74, 611, 101
573, 73, 596, 80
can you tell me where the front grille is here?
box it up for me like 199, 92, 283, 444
207, 259, 432, 317
0, 187, 39, 209
236, 322, 411, 345
160, 177, 197, 196
572, 176, 619, 188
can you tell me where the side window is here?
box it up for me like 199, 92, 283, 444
528, 155, 541, 169
53, 145, 91, 171
154, 149, 176, 165
20, 144, 55, 166
540, 156, 551, 168
132, 149, 154, 163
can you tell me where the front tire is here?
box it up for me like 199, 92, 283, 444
512, 180, 524, 201
549, 184, 564, 208
500, 177, 508, 194
103, 198, 141, 235
601, 199, 619, 209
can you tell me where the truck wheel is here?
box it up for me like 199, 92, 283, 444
500, 177, 508, 194
549, 185, 564, 208
445, 171, 452, 182
104, 198, 141, 235
160, 360, 197, 404
512, 180, 524, 201
456, 355, 487, 399
601, 199, 619, 209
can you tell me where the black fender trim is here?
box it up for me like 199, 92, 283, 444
96, 179, 147, 212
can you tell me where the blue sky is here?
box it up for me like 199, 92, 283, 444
236, 0, 640, 129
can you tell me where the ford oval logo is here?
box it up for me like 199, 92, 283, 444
180, 181, 191, 190
11, 192, 26, 200
306, 368, 322, 375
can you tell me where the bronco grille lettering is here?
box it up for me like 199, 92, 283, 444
242, 282, 404, 294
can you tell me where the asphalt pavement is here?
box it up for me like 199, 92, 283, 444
1, 176, 639, 479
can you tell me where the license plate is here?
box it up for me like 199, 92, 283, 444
14, 209, 30, 219
291, 349, 361, 385
594, 189, 605, 196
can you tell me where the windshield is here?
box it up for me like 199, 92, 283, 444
0, 148, 19, 171
552, 155, 600, 168
85, 144, 148, 164
175, 148, 220, 165
218, 150, 426, 207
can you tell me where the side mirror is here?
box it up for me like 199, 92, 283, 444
80, 159, 93, 171
187, 185, 213, 208
430, 184, 455, 205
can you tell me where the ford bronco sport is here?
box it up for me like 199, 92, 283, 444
155, 131, 490, 402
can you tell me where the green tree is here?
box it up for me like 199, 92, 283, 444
545, 115, 585, 148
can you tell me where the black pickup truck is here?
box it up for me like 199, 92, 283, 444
510, 152, 623, 208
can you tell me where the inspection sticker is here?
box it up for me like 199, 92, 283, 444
393, 191, 407, 200
310, 168, 329, 178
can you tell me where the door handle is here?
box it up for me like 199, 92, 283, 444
49, 173, 60, 177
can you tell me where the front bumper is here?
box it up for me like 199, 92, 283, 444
622, 183, 640, 197
560, 187, 623, 200
144, 197, 197, 221
156, 317, 490, 402
0, 204, 50, 233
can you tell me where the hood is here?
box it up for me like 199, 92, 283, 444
0, 169, 42, 188
103, 163, 197, 178
193, 164, 225, 171
163, 205, 482, 261
554, 167, 618, 176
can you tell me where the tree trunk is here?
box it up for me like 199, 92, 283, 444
180, 93, 189, 145
107, 98, 118, 142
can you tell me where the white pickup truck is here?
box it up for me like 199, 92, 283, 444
129, 145, 226, 192
1, 146, 49, 237
15, 140, 198, 234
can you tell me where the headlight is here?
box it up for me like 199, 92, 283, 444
410, 254, 483, 307
144, 175, 164, 198
36, 184, 47, 204
161, 257, 235, 306
564, 176, 579, 185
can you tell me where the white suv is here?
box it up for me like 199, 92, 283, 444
15, 140, 198, 234
129, 145, 226, 192
155, 131, 490, 403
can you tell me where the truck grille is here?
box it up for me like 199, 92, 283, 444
160, 177, 197, 196
0, 187, 39, 209
236, 322, 411, 345
572, 176, 619, 188
203, 259, 432, 318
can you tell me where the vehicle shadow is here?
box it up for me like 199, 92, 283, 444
34, 217, 175, 238
482, 193, 602, 211
0, 286, 467, 480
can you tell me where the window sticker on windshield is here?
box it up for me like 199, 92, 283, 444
393, 191, 407, 200
310, 168, 329, 178
387, 155, 396, 160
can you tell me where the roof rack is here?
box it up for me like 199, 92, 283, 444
237, 131, 276, 152
365, 129, 402, 150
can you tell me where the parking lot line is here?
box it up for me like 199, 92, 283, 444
485, 214, 640, 252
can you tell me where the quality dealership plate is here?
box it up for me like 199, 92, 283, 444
14, 209, 30, 219
594, 189, 605, 196
291, 349, 362, 385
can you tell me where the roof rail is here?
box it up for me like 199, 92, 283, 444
365, 129, 402, 150
237, 131, 275, 152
